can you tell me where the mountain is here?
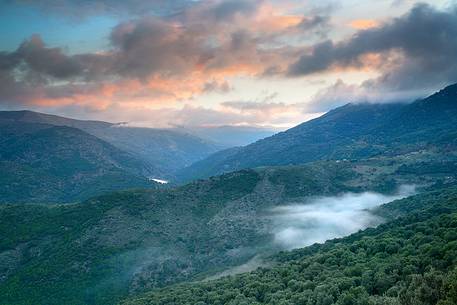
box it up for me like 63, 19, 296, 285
1, 148, 456, 304
0, 121, 154, 203
177, 84, 457, 181
183, 125, 277, 147
2, 83, 457, 305
372, 83, 457, 144
0, 111, 223, 178
176, 103, 404, 181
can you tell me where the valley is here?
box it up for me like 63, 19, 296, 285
1, 151, 456, 304
0, 84, 456, 305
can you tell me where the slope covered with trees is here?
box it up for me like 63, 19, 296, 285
0, 110, 223, 177
1, 150, 456, 304
0, 122, 154, 203
177, 84, 457, 182
122, 186, 457, 305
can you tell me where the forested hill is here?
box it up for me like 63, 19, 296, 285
121, 186, 457, 305
0, 121, 154, 203
1, 149, 457, 305
177, 83, 457, 182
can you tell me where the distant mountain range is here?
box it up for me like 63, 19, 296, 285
0, 111, 223, 177
0, 110, 280, 203
177, 83, 457, 181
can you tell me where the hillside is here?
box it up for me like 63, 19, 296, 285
0, 111, 222, 177
122, 186, 457, 305
0, 122, 155, 203
1, 148, 456, 304
177, 84, 457, 181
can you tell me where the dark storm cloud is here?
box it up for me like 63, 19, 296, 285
289, 3, 457, 91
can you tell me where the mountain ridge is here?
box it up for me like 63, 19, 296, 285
177, 83, 457, 182
0, 121, 155, 203
0, 110, 223, 177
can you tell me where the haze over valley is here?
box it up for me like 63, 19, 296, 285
270, 185, 416, 250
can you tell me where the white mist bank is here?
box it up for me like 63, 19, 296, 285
271, 185, 416, 250
203, 186, 416, 281
149, 178, 168, 184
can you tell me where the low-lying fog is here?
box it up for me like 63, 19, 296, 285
271, 185, 416, 250
207, 186, 416, 280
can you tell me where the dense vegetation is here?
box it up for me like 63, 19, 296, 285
121, 187, 457, 305
1, 155, 456, 305
0, 163, 363, 305
0, 121, 155, 203
177, 83, 457, 181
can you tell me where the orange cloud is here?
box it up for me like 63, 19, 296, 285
253, 4, 303, 31
27, 71, 234, 111
349, 19, 379, 30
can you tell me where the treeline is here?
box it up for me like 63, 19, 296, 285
121, 188, 457, 305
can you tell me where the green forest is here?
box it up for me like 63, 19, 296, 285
122, 187, 457, 305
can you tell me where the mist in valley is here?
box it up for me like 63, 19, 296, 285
270, 185, 416, 250
207, 185, 417, 280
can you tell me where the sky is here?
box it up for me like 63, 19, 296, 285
0, 0, 456, 128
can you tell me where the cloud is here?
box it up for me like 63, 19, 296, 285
109, 17, 203, 78
349, 19, 379, 30
305, 79, 363, 112
3, 1, 455, 126
271, 185, 415, 250
10, 35, 115, 82
42, 100, 315, 129
152, 103, 313, 128
10, 0, 196, 17
203, 80, 232, 93
296, 15, 331, 38
0, 0, 311, 111
193, 0, 259, 21
220, 100, 320, 127
289, 3, 457, 95
306, 77, 433, 112
16, 35, 85, 79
